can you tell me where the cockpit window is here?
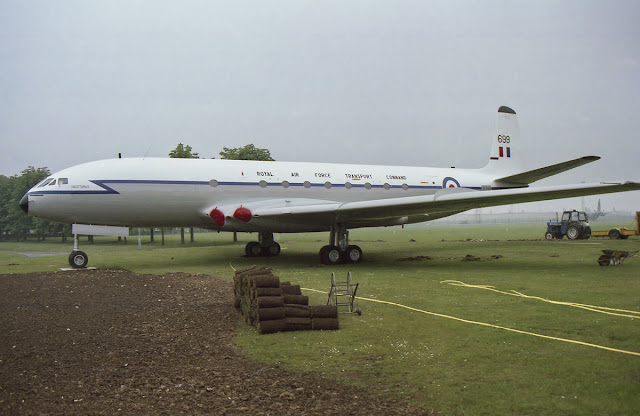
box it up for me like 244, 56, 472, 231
48, 179, 57, 186
38, 178, 54, 187
59, 178, 68, 185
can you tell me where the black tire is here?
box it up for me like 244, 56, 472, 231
544, 232, 554, 240
320, 245, 342, 265
69, 250, 88, 268
566, 225, 580, 240
621, 234, 630, 240
343, 245, 363, 263
245, 242, 261, 257
264, 242, 281, 257
582, 226, 591, 240
609, 229, 621, 240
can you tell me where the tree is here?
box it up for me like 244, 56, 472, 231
169, 143, 200, 159
6, 167, 50, 241
219, 144, 274, 161
0, 175, 13, 238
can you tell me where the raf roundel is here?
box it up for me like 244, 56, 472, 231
442, 177, 460, 189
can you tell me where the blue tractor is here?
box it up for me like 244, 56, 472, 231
545, 210, 592, 240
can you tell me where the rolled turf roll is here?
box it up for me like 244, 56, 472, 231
257, 296, 285, 308
255, 287, 283, 297
284, 317, 312, 331
310, 305, 338, 318
258, 307, 286, 321
258, 319, 287, 334
283, 294, 308, 305
312, 318, 340, 330
251, 275, 280, 288
284, 305, 312, 318
281, 284, 302, 295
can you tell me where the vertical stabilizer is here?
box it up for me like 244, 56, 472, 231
483, 106, 523, 175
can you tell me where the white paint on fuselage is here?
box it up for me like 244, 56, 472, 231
26, 158, 498, 232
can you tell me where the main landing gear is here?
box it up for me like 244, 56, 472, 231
319, 225, 363, 265
245, 232, 281, 257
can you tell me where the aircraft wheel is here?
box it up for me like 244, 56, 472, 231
343, 245, 363, 263
566, 225, 580, 240
69, 250, 89, 268
245, 242, 261, 257
320, 245, 342, 265
544, 232, 554, 240
263, 242, 281, 257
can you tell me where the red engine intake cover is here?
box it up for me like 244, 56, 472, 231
233, 207, 252, 223
209, 208, 225, 226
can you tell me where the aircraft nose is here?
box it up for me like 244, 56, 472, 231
19, 193, 29, 214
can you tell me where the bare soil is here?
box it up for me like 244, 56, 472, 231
0, 269, 430, 415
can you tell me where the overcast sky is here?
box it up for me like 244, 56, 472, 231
2, 1, 639, 211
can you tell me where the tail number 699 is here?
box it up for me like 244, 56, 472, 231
497, 135, 510, 143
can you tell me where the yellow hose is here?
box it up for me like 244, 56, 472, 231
301, 287, 640, 358
441, 280, 640, 319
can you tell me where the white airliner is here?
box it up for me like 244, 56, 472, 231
20, 106, 640, 267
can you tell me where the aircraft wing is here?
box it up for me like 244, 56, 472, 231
249, 181, 640, 226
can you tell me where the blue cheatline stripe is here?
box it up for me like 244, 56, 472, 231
28, 179, 448, 196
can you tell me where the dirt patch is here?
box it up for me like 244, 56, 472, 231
0, 269, 430, 415
398, 255, 433, 261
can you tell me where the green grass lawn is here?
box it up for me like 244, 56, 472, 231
2, 224, 639, 415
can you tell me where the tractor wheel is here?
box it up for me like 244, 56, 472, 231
582, 226, 591, 240
566, 224, 580, 240
544, 232, 554, 240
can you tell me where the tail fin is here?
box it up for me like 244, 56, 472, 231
483, 105, 522, 175
482, 105, 600, 186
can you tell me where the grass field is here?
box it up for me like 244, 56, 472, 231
2, 223, 639, 415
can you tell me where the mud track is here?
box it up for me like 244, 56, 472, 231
0, 270, 430, 415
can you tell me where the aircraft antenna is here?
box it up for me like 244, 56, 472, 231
143, 136, 157, 159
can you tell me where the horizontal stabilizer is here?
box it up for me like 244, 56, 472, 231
495, 156, 600, 186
